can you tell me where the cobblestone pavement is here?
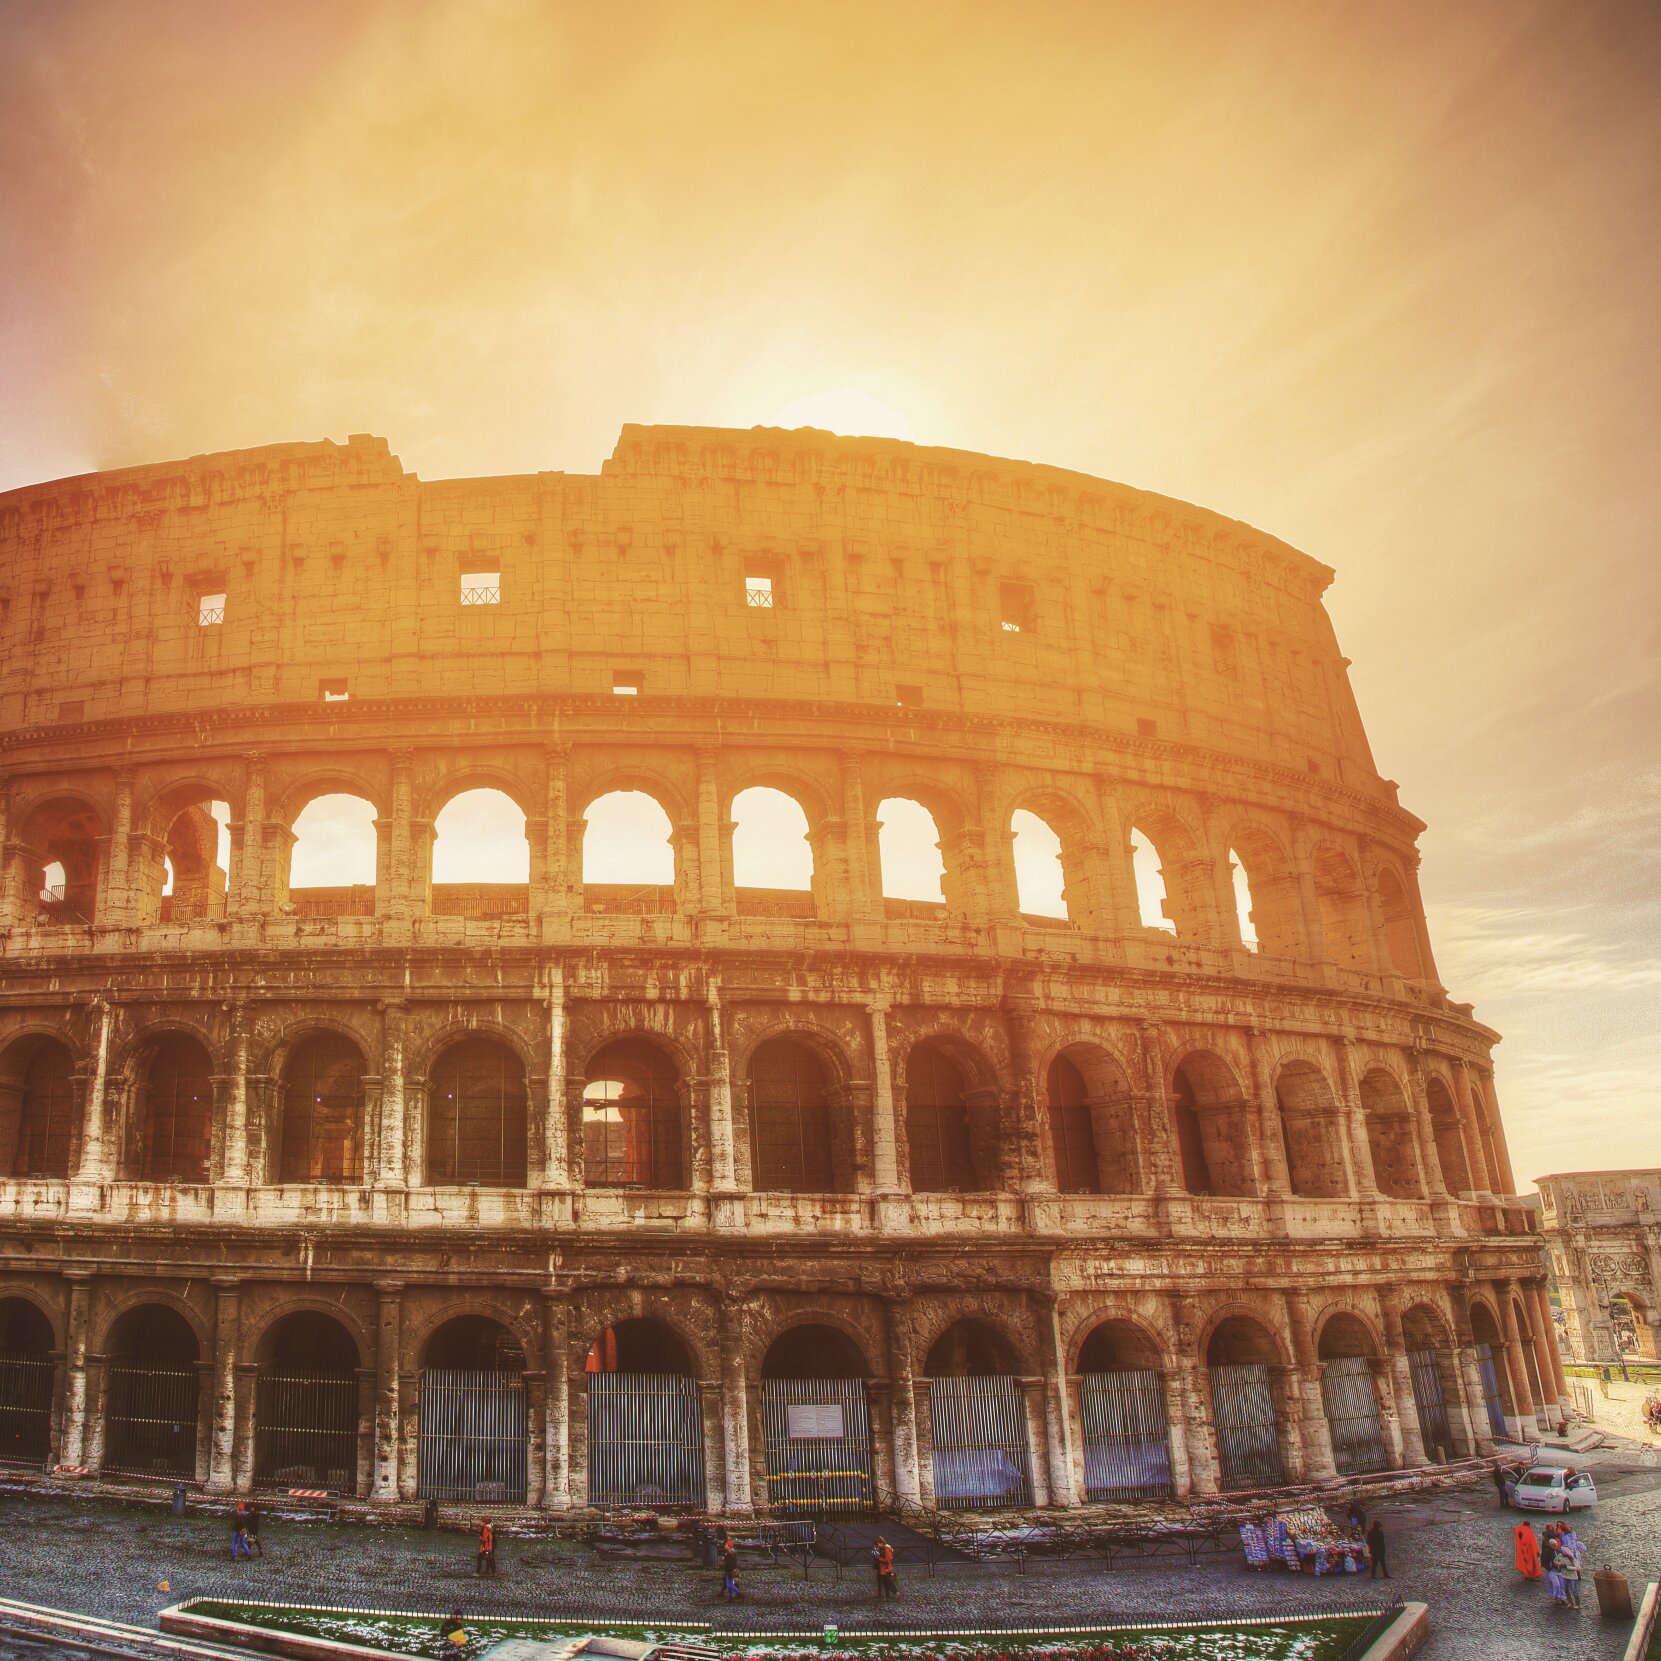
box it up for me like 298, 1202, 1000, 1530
1, 1443, 1658, 1661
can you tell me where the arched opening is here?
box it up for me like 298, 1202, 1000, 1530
1402, 1304, 1458, 1462
277, 1033, 365, 1185
103, 1304, 201, 1480
581, 1039, 686, 1190
1076, 1320, 1172, 1500
1206, 1316, 1285, 1490
1171, 1053, 1255, 1198
747, 1037, 845, 1194
1047, 1045, 1140, 1196
0, 1036, 76, 1179
22, 797, 104, 925
904, 1042, 994, 1194
1313, 846, 1374, 972
924, 1319, 1033, 1509
1611, 1292, 1657, 1360
1317, 1314, 1388, 1474
586, 1318, 705, 1509
426, 1037, 529, 1188
0, 1299, 54, 1467
1359, 1069, 1424, 1199
1129, 827, 1176, 934
582, 791, 675, 914
418, 1315, 527, 1503
287, 793, 378, 917
1376, 865, 1426, 979
1226, 831, 1303, 957
128, 1034, 214, 1184
1425, 1077, 1471, 1195
430, 789, 529, 917
1273, 1061, 1350, 1200
732, 786, 815, 919
1469, 1301, 1512, 1438
152, 796, 231, 923
1011, 809, 1068, 921
1046, 1054, 1100, 1194
1229, 848, 1259, 952
760, 1324, 874, 1512
254, 1312, 361, 1494
876, 797, 946, 907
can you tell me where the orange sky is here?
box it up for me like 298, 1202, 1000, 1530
4, 0, 1658, 1189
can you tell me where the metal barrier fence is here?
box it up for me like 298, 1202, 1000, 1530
1210, 1363, 1284, 1490
587, 1372, 705, 1509
254, 1372, 358, 1492
1079, 1368, 1174, 1500
0, 1354, 52, 1467
1321, 1356, 1387, 1475
1475, 1343, 1507, 1437
417, 1367, 527, 1503
760, 1377, 873, 1512
927, 1375, 1033, 1510
1407, 1348, 1452, 1459
103, 1365, 199, 1480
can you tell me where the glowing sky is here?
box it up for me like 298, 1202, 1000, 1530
4, 0, 1658, 1189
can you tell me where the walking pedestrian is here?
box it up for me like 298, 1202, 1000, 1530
475, 1519, 496, 1578
230, 1507, 251, 1561
1513, 1521, 1541, 1580
1541, 1526, 1564, 1604
872, 1535, 898, 1598
1559, 1525, 1584, 1609
721, 1537, 741, 1601
1492, 1464, 1510, 1507
243, 1503, 263, 1557
1366, 1520, 1389, 1579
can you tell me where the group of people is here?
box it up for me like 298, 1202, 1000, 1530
1642, 1393, 1661, 1434
717, 1531, 896, 1601
1513, 1519, 1586, 1609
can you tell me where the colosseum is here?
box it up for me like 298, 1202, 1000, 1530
0, 425, 1560, 1515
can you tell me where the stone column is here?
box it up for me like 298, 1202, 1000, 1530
377, 1000, 407, 1188
1167, 1294, 1215, 1494
1004, 998, 1047, 1196
695, 746, 727, 916
99, 770, 136, 927
533, 743, 573, 929
718, 1296, 752, 1511
219, 1001, 250, 1187
1137, 1024, 1181, 1201
1285, 1292, 1337, 1480
56, 1272, 95, 1469
1380, 1294, 1428, 1468
72, 1001, 115, 1190
868, 998, 906, 1227
378, 748, 417, 919
1406, 1054, 1453, 1201
372, 1281, 403, 1501
1244, 1031, 1290, 1220
1090, 785, 1143, 934
838, 752, 879, 920
706, 976, 742, 1227
1036, 1295, 1077, 1507
206, 1278, 242, 1493
1289, 826, 1329, 962
1497, 1280, 1538, 1437
1019, 1377, 1052, 1506
1334, 1039, 1380, 1201
541, 1291, 570, 1508
886, 1295, 922, 1506
541, 968, 570, 1195
1474, 1069, 1518, 1196
229, 752, 267, 917
1450, 1290, 1497, 1456
1532, 1281, 1569, 1409
974, 764, 1022, 923
1450, 1064, 1496, 1198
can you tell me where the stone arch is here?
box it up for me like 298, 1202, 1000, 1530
744, 1033, 851, 1195
1312, 843, 1374, 972
138, 779, 235, 927
1315, 1307, 1383, 1359
250, 1307, 364, 1494
1400, 1300, 1461, 1462
1467, 1296, 1515, 1423
920, 1312, 1036, 1509
923, 1316, 1025, 1377
1071, 1313, 1168, 1374
420, 1311, 529, 1371
1071, 1312, 1175, 1501
0, 1032, 79, 1180
874, 793, 949, 907
759, 1321, 873, 1379
1170, 1049, 1255, 1197
575, 765, 693, 830
0, 1289, 61, 1353
1273, 1057, 1350, 1199
124, 1029, 215, 1185
1125, 807, 1211, 939
580, 787, 677, 908
95, 1287, 209, 1357
17, 793, 105, 925
1374, 861, 1427, 979
271, 768, 387, 827
730, 784, 816, 913
416, 1311, 531, 1504
580, 1034, 689, 1190
274, 1028, 368, 1185
1042, 1040, 1140, 1195
1009, 807, 1069, 922
1402, 1301, 1453, 1351
1316, 1310, 1388, 1475
420, 769, 536, 824
101, 1300, 204, 1480
247, 1297, 371, 1370
899, 1034, 1003, 1194
1223, 822, 1303, 957
1203, 1310, 1289, 1490
1358, 1066, 1424, 1198
425, 1034, 530, 1188
284, 788, 379, 912
724, 764, 836, 833
429, 786, 530, 909
1424, 1073, 1472, 1194
0, 1294, 57, 1464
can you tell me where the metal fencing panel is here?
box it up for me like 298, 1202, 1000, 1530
255, 1373, 358, 1492
1320, 1356, 1387, 1474
926, 1375, 1032, 1510
103, 1365, 200, 1480
586, 1373, 705, 1509
417, 1368, 527, 1503
760, 1377, 873, 1513
1209, 1362, 1283, 1490
1475, 1343, 1507, 1437
0, 1355, 52, 1467
1407, 1348, 1452, 1460
1080, 1368, 1174, 1501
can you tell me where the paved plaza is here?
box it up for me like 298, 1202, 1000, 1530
1, 1444, 1657, 1660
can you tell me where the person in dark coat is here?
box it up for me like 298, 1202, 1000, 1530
721, 1537, 740, 1601
1366, 1519, 1389, 1578
243, 1503, 263, 1557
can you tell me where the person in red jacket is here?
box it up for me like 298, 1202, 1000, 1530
872, 1535, 897, 1598
476, 1518, 496, 1577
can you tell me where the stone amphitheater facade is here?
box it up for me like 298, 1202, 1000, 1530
0, 426, 1562, 1511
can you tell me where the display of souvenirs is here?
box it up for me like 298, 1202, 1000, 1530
1239, 1506, 1369, 1575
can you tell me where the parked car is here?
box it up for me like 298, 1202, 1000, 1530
1505, 1467, 1597, 1513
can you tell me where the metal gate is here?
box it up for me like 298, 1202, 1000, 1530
1210, 1363, 1283, 1490
1407, 1347, 1451, 1459
1080, 1369, 1173, 1500
1475, 1343, 1507, 1437
586, 1373, 705, 1509
255, 1373, 358, 1492
760, 1377, 873, 1512
1320, 1355, 1387, 1474
417, 1368, 527, 1503
103, 1365, 199, 1480
927, 1375, 1032, 1510
0, 1355, 52, 1467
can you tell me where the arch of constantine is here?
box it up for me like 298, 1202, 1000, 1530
0, 425, 1558, 1508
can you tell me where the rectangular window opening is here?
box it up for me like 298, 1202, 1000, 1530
612, 671, 643, 696
320, 678, 350, 703
1136, 717, 1158, 737
999, 580, 1036, 634
196, 591, 226, 626
895, 683, 924, 709
745, 572, 775, 608
460, 570, 500, 606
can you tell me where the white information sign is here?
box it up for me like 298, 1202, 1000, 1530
786, 1403, 846, 1440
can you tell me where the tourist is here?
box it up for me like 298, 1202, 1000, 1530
1513, 1521, 1541, 1580
243, 1503, 263, 1557
721, 1536, 741, 1601
1366, 1519, 1388, 1579
475, 1518, 496, 1577
1346, 1501, 1366, 1537
1492, 1464, 1510, 1507
440, 1611, 467, 1655
230, 1508, 251, 1561
872, 1534, 898, 1598
1541, 1526, 1564, 1604
1559, 1524, 1585, 1608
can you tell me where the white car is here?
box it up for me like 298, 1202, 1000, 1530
1505, 1467, 1597, 1513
